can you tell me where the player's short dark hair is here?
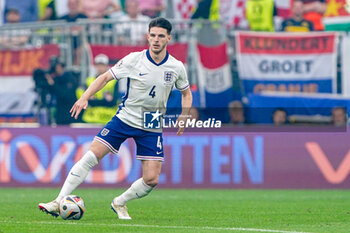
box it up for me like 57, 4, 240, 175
149, 17, 172, 34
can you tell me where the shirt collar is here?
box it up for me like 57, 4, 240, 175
146, 49, 169, 66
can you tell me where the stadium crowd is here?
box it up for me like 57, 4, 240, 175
1, 0, 327, 31
0, 0, 349, 126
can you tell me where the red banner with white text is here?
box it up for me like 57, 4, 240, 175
0, 45, 60, 122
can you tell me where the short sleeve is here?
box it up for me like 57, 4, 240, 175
109, 53, 135, 80
175, 62, 190, 91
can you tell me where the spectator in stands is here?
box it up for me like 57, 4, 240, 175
81, 0, 120, 19
281, 0, 313, 32
5, 0, 38, 23
272, 108, 288, 125
137, 0, 164, 18
228, 101, 245, 125
76, 54, 119, 124
331, 106, 347, 126
0, 8, 31, 49
4, 8, 21, 24
60, 0, 87, 66
115, 0, 150, 45
60, 0, 86, 22
303, 0, 327, 31
46, 57, 80, 125
246, 0, 277, 31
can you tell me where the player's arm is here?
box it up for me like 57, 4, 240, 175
177, 88, 193, 136
70, 71, 115, 119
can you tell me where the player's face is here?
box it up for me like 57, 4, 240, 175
148, 27, 171, 55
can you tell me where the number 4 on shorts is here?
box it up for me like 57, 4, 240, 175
157, 136, 162, 150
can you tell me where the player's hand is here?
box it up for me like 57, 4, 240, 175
70, 98, 88, 119
176, 114, 187, 136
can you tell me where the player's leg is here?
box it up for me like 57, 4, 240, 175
55, 140, 110, 202
39, 116, 127, 217
113, 160, 161, 204
38, 140, 110, 217
111, 160, 162, 220
111, 132, 163, 220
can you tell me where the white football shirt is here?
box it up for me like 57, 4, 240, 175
109, 49, 189, 131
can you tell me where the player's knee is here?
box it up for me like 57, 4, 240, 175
89, 140, 110, 160
143, 176, 159, 187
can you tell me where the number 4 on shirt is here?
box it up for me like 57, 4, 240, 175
149, 85, 156, 98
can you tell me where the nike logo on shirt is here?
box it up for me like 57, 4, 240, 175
139, 72, 148, 76
156, 151, 162, 155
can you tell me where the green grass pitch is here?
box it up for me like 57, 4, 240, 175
0, 188, 349, 233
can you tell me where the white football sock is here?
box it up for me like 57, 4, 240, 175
56, 150, 98, 202
114, 178, 154, 206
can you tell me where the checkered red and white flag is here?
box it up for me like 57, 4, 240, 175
220, 0, 248, 29
173, 0, 197, 19
221, 0, 291, 29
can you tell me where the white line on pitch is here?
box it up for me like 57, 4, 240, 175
0, 220, 312, 233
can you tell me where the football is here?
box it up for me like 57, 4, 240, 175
59, 195, 85, 220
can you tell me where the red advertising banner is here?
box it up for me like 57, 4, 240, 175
1, 127, 350, 189
0, 44, 60, 77
90, 43, 188, 64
